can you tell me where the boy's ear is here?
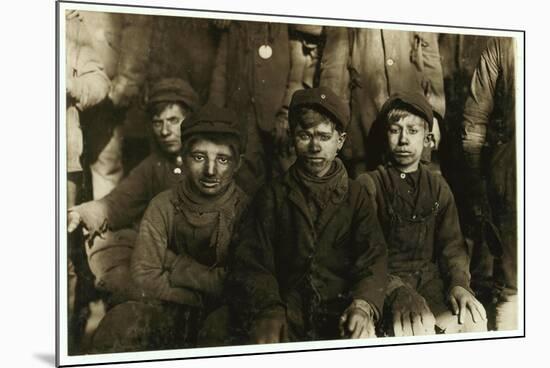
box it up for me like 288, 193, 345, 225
337, 132, 347, 149
424, 133, 435, 148
235, 154, 244, 171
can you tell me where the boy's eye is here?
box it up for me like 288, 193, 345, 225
192, 154, 205, 162
298, 133, 310, 140
389, 128, 400, 134
218, 157, 229, 164
320, 134, 332, 141
408, 128, 419, 134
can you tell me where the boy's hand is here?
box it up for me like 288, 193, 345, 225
339, 299, 376, 339
67, 210, 82, 233
390, 286, 435, 336
250, 316, 287, 344
250, 306, 287, 344
448, 286, 487, 324
66, 202, 108, 240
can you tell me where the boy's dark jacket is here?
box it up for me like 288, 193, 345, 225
227, 163, 388, 324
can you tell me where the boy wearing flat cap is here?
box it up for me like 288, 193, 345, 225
91, 104, 250, 352
358, 92, 487, 336
226, 87, 388, 343
67, 78, 201, 304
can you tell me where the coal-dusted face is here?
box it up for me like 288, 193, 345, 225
151, 103, 188, 154
294, 120, 346, 177
386, 113, 430, 173
184, 139, 239, 197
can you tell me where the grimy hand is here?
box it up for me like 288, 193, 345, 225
391, 286, 435, 336
339, 299, 376, 339
448, 286, 487, 324
250, 317, 287, 344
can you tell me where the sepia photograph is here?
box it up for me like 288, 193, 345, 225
55, 0, 525, 366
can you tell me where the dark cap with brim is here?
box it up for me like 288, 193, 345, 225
180, 104, 246, 153
148, 78, 200, 112
379, 91, 434, 131
289, 87, 350, 132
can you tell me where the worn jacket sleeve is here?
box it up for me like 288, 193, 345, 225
169, 256, 226, 299
416, 32, 446, 119
131, 192, 202, 306
462, 38, 500, 171
208, 30, 228, 107
435, 180, 473, 294
319, 26, 350, 103
279, 36, 305, 109
226, 187, 286, 321
66, 18, 110, 111
350, 184, 388, 317
99, 156, 156, 230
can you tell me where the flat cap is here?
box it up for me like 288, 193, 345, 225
148, 77, 200, 112
181, 104, 246, 153
289, 87, 350, 132
379, 91, 434, 131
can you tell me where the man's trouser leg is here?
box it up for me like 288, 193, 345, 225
83, 102, 125, 200
493, 208, 518, 331
490, 142, 518, 331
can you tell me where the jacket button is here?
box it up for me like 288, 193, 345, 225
386, 58, 394, 66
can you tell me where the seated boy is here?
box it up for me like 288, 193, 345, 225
358, 92, 487, 336
90, 105, 250, 352
224, 87, 388, 343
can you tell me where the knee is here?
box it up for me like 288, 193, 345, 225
87, 231, 136, 288
436, 310, 487, 334
91, 301, 156, 353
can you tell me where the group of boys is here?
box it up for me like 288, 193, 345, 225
68, 75, 494, 352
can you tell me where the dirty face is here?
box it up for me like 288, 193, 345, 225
294, 120, 346, 177
151, 103, 187, 154
184, 139, 239, 197
387, 114, 430, 173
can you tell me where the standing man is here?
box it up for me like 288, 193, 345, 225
67, 10, 153, 200
208, 20, 291, 193
462, 37, 517, 331
226, 87, 388, 343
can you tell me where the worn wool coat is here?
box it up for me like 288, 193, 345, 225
227, 167, 388, 337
